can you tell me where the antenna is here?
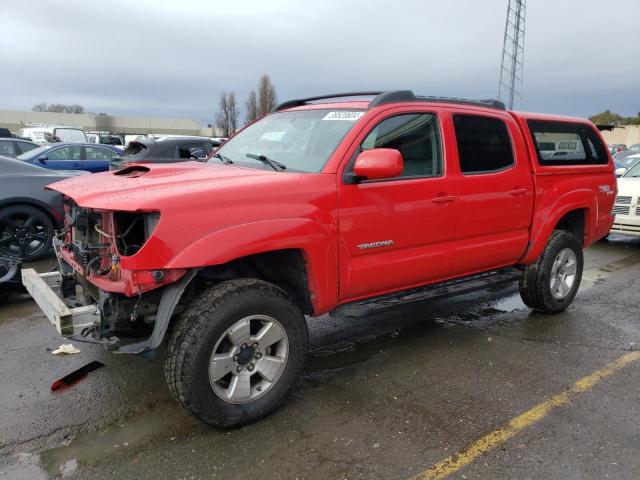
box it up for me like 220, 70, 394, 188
498, 0, 526, 110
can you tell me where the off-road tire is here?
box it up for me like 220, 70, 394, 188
165, 278, 308, 428
519, 230, 583, 313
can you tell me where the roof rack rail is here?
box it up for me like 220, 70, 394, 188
275, 90, 507, 112
414, 96, 506, 110
368, 90, 417, 107
275, 92, 382, 111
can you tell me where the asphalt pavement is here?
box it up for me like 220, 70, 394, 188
1, 235, 638, 480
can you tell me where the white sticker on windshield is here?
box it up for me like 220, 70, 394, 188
259, 131, 287, 141
322, 111, 365, 121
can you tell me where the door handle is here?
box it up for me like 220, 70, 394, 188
432, 195, 456, 204
509, 188, 528, 196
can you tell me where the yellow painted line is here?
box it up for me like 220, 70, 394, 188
416, 351, 640, 480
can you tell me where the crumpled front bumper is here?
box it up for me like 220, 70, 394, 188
21, 268, 101, 337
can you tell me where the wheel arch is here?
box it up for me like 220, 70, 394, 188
0, 198, 63, 229
520, 189, 596, 264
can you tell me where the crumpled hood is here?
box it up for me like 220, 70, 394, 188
47, 161, 296, 211
616, 177, 640, 198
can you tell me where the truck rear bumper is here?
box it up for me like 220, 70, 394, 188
21, 268, 101, 337
610, 215, 640, 238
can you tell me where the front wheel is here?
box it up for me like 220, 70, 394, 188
165, 278, 308, 428
519, 230, 584, 314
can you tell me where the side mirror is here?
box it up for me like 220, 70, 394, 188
352, 148, 403, 182
615, 167, 627, 177
38, 155, 48, 163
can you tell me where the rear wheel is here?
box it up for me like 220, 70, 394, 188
0, 204, 54, 261
519, 230, 583, 313
165, 278, 308, 428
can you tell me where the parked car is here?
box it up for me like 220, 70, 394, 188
17, 125, 87, 144
86, 133, 125, 146
0, 128, 11, 138
16, 142, 122, 173
613, 149, 638, 164
109, 137, 222, 170
610, 162, 640, 237
0, 138, 39, 158
614, 153, 640, 176
608, 143, 627, 155
0, 156, 87, 261
22, 90, 615, 428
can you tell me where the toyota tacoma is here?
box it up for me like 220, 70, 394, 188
22, 90, 616, 427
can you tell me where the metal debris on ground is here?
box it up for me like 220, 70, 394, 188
51, 361, 104, 391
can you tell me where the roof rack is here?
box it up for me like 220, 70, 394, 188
275, 92, 382, 111
275, 90, 506, 112
414, 95, 506, 110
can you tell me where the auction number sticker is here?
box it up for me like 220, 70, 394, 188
322, 111, 365, 121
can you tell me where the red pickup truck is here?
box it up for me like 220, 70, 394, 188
22, 91, 616, 427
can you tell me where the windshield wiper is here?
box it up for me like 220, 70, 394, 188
245, 153, 287, 171
211, 152, 233, 165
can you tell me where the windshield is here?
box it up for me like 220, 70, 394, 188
211, 109, 364, 172
625, 162, 640, 177
16, 145, 51, 160
620, 155, 640, 167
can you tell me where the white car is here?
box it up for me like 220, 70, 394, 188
17, 125, 87, 144
611, 162, 640, 238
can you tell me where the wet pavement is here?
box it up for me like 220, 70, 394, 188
1, 236, 639, 479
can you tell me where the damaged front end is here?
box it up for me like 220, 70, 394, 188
22, 200, 190, 353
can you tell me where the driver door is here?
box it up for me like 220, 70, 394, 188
337, 109, 457, 301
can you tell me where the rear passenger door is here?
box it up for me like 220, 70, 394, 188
450, 111, 534, 274
82, 146, 118, 172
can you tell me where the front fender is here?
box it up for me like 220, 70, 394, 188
521, 188, 596, 264
165, 218, 338, 314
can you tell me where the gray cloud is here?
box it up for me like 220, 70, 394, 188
1, 0, 638, 124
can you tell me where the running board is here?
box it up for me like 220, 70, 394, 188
332, 268, 522, 317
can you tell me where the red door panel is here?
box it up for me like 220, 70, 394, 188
448, 110, 534, 274
338, 176, 456, 300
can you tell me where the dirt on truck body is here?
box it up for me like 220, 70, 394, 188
22, 90, 616, 427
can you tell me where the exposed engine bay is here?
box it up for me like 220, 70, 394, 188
53, 201, 165, 347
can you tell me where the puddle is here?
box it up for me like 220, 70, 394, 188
307, 323, 439, 372
39, 401, 203, 478
0, 453, 47, 480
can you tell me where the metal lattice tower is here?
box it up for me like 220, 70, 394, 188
498, 0, 526, 110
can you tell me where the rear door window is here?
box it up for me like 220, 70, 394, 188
453, 115, 514, 174
85, 146, 117, 160
528, 120, 608, 165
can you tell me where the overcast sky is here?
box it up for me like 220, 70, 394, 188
1, 0, 638, 124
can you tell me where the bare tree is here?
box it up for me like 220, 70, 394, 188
65, 104, 85, 114
216, 92, 239, 137
257, 74, 277, 115
245, 89, 259, 123
31, 102, 85, 113
47, 104, 67, 113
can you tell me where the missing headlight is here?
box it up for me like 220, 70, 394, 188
114, 212, 160, 256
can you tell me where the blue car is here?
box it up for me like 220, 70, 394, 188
15, 143, 122, 173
